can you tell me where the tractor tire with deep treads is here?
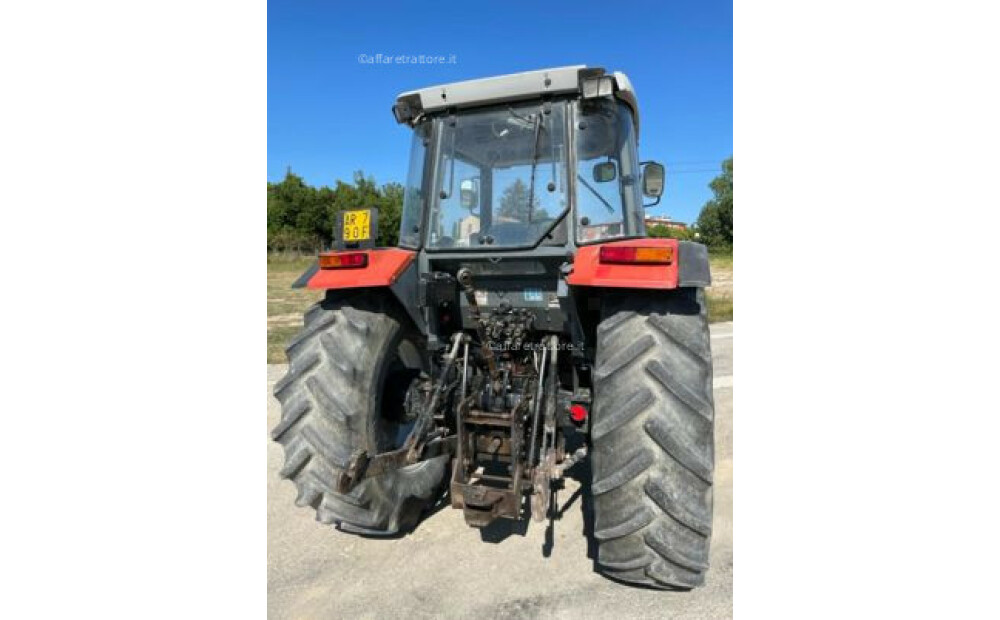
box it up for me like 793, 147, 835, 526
591, 288, 715, 589
271, 292, 449, 535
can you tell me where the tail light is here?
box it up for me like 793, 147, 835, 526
599, 245, 674, 265
319, 252, 368, 269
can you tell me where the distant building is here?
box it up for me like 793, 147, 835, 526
579, 222, 623, 242
451, 215, 481, 246
644, 215, 688, 231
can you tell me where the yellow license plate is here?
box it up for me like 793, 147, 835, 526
343, 209, 371, 242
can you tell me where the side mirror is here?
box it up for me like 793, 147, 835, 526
642, 162, 665, 198
592, 161, 617, 183
460, 178, 479, 209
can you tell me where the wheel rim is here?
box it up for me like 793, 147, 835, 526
374, 337, 423, 452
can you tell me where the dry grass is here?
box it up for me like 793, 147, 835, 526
707, 294, 733, 323
707, 252, 733, 323
267, 256, 321, 363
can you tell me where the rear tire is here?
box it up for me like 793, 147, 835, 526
271, 292, 449, 535
591, 288, 715, 589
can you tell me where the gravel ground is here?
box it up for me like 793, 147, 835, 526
267, 322, 733, 619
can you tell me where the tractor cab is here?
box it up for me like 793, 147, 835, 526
393, 66, 665, 253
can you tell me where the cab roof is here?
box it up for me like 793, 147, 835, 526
392, 65, 640, 138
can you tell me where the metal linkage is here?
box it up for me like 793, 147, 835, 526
454, 339, 470, 478
526, 338, 550, 470
543, 334, 559, 448
531, 335, 561, 522
336, 436, 456, 494
406, 331, 465, 461
460, 339, 470, 400
336, 332, 464, 494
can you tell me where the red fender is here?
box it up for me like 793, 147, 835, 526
567, 238, 679, 289
306, 248, 416, 289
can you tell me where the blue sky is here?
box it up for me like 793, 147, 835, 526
268, 1, 732, 225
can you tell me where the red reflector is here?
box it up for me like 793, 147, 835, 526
598, 246, 636, 263
598, 245, 673, 265
318, 252, 368, 269
569, 404, 588, 423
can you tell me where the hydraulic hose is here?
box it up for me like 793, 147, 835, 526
456, 268, 499, 381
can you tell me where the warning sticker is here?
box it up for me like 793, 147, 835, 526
475, 290, 489, 306
523, 288, 543, 302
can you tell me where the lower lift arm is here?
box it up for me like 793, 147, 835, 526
336, 332, 464, 494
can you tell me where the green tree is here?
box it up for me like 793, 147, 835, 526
497, 178, 530, 221
378, 182, 404, 247
267, 168, 405, 253
267, 170, 324, 254
497, 178, 549, 221
267, 170, 309, 233
647, 224, 695, 241
695, 157, 733, 249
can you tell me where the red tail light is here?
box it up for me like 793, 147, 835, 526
318, 251, 368, 269
598, 246, 674, 265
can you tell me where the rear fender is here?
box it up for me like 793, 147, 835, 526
294, 248, 416, 289
566, 239, 711, 289
290, 248, 425, 333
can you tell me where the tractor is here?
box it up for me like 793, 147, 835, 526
272, 66, 715, 589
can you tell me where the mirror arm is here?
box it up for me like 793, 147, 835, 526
643, 195, 662, 209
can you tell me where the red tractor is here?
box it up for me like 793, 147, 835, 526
272, 66, 715, 589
